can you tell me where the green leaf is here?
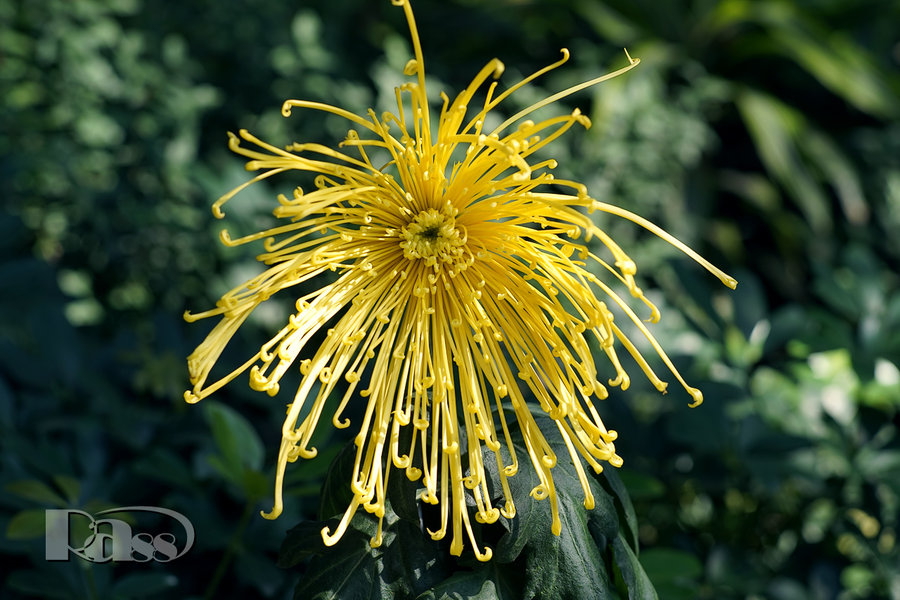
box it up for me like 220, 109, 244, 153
769, 26, 899, 120
599, 468, 642, 553
616, 470, 665, 502
485, 412, 626, 599
857, 450, 900, 481
801, 128, 868, 225
278, 520, 334, 568
52, 475, 81, 504
203, 400, 265, 480
318, 439, 362, 523
708, 0, 899, 119
736, 88, 831, 234
523, 523, 614, 600
291, 531, 386, 600
386, 426, 429, 526
281, 502, 452, 598
802, 499, 836, 544
731, 271, 769, 341
639, 548, 702, 600
640, 549, 703, 576
4, 479, 68, 507
6, 509, 49, 540
416, 564, 520, 600
611, 534, 658, 600
284, 411, 652, 600
507, 424, 620, 555
240, 467, 272, 499
383, 519, 453, 598
297, 437, 451, 598
841, 564, 875, 594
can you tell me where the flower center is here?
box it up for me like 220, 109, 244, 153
400, 208, 465, 265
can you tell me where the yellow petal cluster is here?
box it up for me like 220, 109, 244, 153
184, 0, 736, 561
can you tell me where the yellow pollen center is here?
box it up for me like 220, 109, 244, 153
400, 209, 465, 264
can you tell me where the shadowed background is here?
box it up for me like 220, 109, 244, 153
2, 0, 899, 598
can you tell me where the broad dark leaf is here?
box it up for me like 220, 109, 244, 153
611, 534, 658, 600
203, 400, 265, 474
415, 564, 521, 600
278, 520, 338, 568
382, 519, 453, 598
292, 531, 387, 600
284, 409, 652, 600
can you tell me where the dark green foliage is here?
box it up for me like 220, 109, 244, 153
277, 413, 654, 600
2, 0, 900, 598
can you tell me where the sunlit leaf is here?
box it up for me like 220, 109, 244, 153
6, 509, 49, 540
203, 400, 265, 473
736, 88, 831, 234
4, 480, 68, 508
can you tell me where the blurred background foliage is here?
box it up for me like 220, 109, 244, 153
2, 0, 899, 598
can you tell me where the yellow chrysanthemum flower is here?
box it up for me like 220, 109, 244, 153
184, 0, 735, 561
